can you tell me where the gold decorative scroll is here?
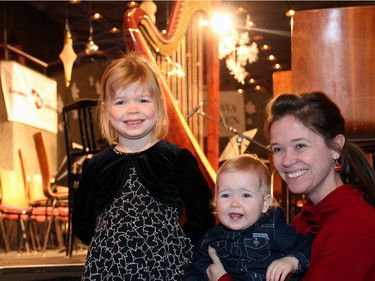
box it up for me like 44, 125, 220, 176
141, 2, 210, 56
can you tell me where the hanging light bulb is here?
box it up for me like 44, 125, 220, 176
76, 1, 110, 64
85, 2, 99, 55
59, 19, 77, 87
85, 24, 99, 55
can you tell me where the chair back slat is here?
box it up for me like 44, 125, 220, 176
0, 169, 28, 208
33, 131, 54, 198
63, 99, 100, 154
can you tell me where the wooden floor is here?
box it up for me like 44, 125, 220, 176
0, 249, 87, 281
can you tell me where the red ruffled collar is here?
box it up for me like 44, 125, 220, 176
294, 184, 362, 234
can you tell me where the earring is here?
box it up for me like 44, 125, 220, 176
334, 159, 341, 172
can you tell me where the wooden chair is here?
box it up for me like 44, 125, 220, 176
0, 169, 32, 252
63, 99, 102, 256
32, 131, 69, 253
19, 149, 65, 252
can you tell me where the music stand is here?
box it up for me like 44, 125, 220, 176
219, 128, 258, 162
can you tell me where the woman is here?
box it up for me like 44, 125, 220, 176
207, 91, 375, 281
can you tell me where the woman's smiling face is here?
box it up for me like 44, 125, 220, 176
270, 115, 340, 203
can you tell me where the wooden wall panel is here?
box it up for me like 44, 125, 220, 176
292, 6, 375, 139
272, 70, 292, 97
271, 70, 292, 213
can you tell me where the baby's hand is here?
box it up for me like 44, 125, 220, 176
266, 256, 298, 281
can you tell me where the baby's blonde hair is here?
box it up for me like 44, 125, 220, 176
216, 154, 271, 196
98, 52, 169, 144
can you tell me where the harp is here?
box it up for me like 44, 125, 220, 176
123, 1, 219, 190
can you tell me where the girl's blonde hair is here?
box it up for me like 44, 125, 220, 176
216, 154, 271, 196
98, 52, 169, 144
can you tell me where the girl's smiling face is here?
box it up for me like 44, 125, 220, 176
109, 83, 157, 147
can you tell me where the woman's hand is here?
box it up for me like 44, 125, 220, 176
206, 246, 228, 281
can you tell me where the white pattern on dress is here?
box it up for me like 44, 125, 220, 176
82, 166, 193, 280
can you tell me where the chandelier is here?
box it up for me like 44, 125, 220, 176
214, 13, 259, 85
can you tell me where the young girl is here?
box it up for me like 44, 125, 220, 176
186, 154, 312, 281
72, 52, 215, 280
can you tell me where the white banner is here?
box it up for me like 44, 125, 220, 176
0, 61, 57, 134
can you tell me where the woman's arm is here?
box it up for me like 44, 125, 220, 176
301, 211, 375, 280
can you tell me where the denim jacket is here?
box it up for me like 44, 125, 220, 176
184, 207, 313, 281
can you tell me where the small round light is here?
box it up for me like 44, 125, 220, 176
285, 10, 295, 17
91, 13, 102, 21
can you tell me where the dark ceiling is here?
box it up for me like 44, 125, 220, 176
13, 1, 375, 91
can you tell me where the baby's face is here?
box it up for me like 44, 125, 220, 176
216, 171, 271, 231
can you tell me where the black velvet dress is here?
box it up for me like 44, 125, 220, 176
72, 140, 215, 281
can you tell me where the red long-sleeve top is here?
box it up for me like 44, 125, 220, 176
291, 184, 375, 280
